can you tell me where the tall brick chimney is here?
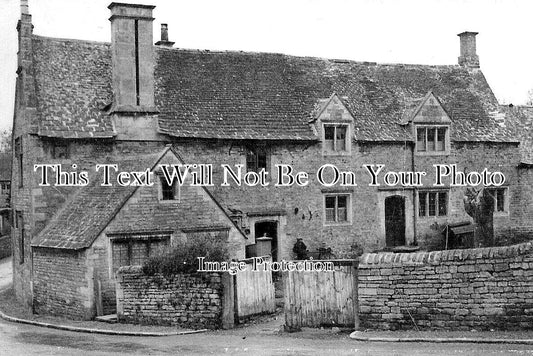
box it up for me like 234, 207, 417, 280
155, 24, 174, 47
458, 31, 479, 68
108, 2, 157, 113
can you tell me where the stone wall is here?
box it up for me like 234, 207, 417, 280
358, 241, 533, 330
116, 266, 227, 329
33, 248, 92, 319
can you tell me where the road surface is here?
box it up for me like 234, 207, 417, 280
1, 318, 533, 355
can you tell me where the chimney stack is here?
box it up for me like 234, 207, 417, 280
457, 31, 479, 68
108, 2, 157, 113
155, 24, 175, 47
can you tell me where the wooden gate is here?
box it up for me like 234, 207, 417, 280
234, 256, 276, 319
283, 260, 359, 330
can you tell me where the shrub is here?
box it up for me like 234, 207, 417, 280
142, 233, 229, 276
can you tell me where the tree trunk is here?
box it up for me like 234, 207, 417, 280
463, 188, 494, 247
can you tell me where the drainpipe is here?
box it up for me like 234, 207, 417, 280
411, 141, 418, 246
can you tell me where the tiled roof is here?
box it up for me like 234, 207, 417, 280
31, 146, 246, 250
31, 149, 167, 250
31, 35, 516, 142
0, 153, 11, 181
32, 37, 116, 138
499, 105, 533, 164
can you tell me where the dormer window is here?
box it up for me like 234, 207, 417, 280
415, 126, 449, 154
323, 124, 350, 154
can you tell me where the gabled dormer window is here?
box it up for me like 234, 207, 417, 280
409, 92, 451, 156
323, 124, 350, 155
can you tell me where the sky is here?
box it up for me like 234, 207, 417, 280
0, 0, 532, 131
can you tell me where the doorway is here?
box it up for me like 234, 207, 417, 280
385, 195, 406, 247
254, 221, 278, 261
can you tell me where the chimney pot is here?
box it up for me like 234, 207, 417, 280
161, 23, 168, 41
21, 0, 29, 14
457, 31, 479, 68
155, 23, 175, 47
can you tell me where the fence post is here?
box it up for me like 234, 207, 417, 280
221, 272, 235, 329
352, 259, 360, 330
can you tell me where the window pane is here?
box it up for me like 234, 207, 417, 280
496, 189, 505, 212
336, 127, 347, 151
325, 196, 336, 222
427, 128, 436, 151
438, 192, 447, 216
161, 177, 175, 200
325, 208, 335, 222
337, 196, 348, 222
416, 128, 426, 152
436, 128, 446, 151
325, 196, 335, 209
246, 149, 257, 172
428, 192, 437, 216
257, 152, 267, 170
324, 126, 335, 140
337, 207, 347, 222
418, 192, 427, 216
112, 242, 129, 272
131, 241, 148, 266
337, 195, 347, 208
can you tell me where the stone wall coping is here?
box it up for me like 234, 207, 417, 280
116, 265, 143, 274
116, 265, 223, 278
359, 241, 533, 266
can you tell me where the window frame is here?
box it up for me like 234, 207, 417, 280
414, 125, 450, 155
245, 145, 269, 174
110, 234, 170, 275
418, 190, 448, 218
487, 187, 509, 216
322, 123, 351, 156
158, 175, 180, 202
323, 193, 352, 226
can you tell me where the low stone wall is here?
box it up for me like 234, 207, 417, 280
358, 242, 533, 330
116, 266, 229, 329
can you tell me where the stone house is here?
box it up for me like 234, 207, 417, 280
11, 1, 533, 318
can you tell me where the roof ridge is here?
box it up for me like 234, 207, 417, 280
32, 34, 110, 46
33, 33, 461, 69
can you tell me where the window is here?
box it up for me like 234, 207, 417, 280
51, 142, 69, 159
416, 126, 448, 153
0, 182, 10, 193
16, 211, 24, 264
323, 124, 349, 154
111, 235, 170, 273
324, 194, 350, 224
246, 146, 268, 173
160, 176, 179, 201
15, 138, 22, 188
419, 191, 447, 217
487, 188, 507, 213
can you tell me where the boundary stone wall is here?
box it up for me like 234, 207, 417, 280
358, 242, 533, 330
116, 266, 229, 329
